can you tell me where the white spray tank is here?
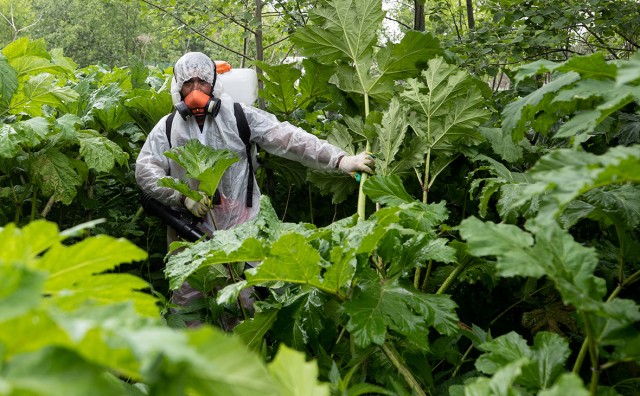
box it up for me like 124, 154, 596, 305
214, 61, 258, 106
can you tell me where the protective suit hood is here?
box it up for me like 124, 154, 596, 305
170, 52, 225, 106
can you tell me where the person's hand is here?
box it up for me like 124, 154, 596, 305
182, 192, 212, 217
338, 152, 375, 175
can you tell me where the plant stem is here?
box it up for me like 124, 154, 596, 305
572, 268, 640, 374
422, 150, 431, 204
582, 313, 600, 396
380, 342, 428, 396
414, 267, 422, 289
357, 93, 371, 221
436, 262, 467, 295
30, 187, 38, 221
420, 260, 434, 292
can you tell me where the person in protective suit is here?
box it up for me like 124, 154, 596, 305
135, 52, 374, 320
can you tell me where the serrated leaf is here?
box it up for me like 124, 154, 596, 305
475, 331, 570, 391
507, 145, 640, 225
245, 233, 345, 297
0, 54, 18, 104
28, 148, 82, 205
77, 129, 129, 172
553, 80, 635, 139
460, 217, 608, 313
343, 279, 458, 348
291, 0, 384, 65
376, 30, 441, 82
402, 57, 489, 157
39, 235, 147, 290
0, 221, 62, 266
234, 308, 278, 350
502, 72, 580, 141
298, 58, 335, 106
307, 170, 357, 204
268, 344, 330, 396
464, 358, 528, 396
0, 265, 45, 322
256, 60, 301, 114
537, 373, 589, 396
513, 59, 561, 82
9, 74, 78, 116
556, 53, 617, 80
375, 98, 410, 176
166, 237, 266, 290
363, 174, 415, 205
163, 139, 239, 197
125, 87, 173, 130
51, 274, 159, 317
3, 347, 130, 396
477, 127, 525, 163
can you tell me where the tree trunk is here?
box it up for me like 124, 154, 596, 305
255, 0, 265, 109
414, 0, 425, 31
466, 0, 475, 30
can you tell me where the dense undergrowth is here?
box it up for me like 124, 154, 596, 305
1, 0, 639, 394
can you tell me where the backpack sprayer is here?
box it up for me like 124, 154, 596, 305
140, 62, 259, 242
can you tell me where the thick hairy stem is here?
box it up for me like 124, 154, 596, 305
420, 260, 434, 292
582, 313, 600, 396
573, 269, 640, 374
357, 94, 371, 221
436, 262, 466, 295
380, 343, 427, 396
30, 188, 38, 222
422, 150, 431, 204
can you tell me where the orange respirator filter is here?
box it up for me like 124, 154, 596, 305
184, 90, 211, 110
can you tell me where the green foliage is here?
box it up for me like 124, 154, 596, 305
503, 53, 640, 144
159, 139, 239, 200
0, 220, 329, 395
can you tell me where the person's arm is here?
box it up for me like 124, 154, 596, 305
242, 105, 359, 171
135, 117, 183, 206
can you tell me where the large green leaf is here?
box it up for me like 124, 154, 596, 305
268, 344, 330, 396
256, 61, 302, 114
292, 0, 439, 103
2, 37, 75, 79
502, 72, 580, 141
374, 98, 410, 176
0, 265, 45, 322
2, 347, 132, 396
77, 129, 129, 172
234, 309, 279, 351
0, 117, 51, 159
459, 217, 640, 325
475, 332, 571, 391
124, 87, 173, 130
500, 145, 640, 225
245, 233, 345, 296
402, 57, 488, 161
342, 278, 458, 349
0, 54, 18, 105
28, 148, 82, 205
162, 139, 239, 197
9, 74, 79, 117
363, 174, 415, 206
291, 0, 384, 65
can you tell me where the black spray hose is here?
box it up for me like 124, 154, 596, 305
140, 193, 206, 242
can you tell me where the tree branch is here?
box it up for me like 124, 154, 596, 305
139, 0, 252, 60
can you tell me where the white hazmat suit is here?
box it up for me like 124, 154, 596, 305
136, 52, 373, 321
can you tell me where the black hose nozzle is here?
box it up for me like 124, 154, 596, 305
140, 193, 206, 242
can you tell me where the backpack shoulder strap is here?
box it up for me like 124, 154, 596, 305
233, 102, 254, 208
165, 111, 176, 148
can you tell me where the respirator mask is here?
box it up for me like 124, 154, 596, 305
175, 89, 221, 120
